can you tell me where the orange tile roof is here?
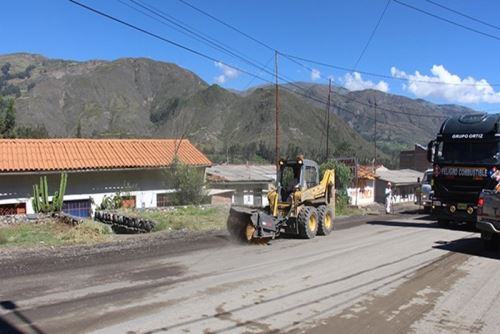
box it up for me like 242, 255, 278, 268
357, 165, 377, 180
0, 139, 211, 172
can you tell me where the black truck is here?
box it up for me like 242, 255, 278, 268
427, 113, 500, 226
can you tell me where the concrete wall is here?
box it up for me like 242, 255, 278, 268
375, 179, 418, 204
348, 179, 375, 206
209, 182, 271, 208
0, 169, 178, 214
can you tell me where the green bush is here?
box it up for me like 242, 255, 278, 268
320, 160, 352, 212
164, 157, 207, 205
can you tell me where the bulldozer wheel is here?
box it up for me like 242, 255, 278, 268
317, 205, 334, 236
297, 206, 318, 239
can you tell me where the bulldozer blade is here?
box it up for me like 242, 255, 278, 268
226, 206, 274, 244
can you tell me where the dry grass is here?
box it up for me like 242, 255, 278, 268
121, 205, 230, 232
0, 220, 113, 248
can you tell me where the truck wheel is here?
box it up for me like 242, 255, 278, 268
298, 206, 318, 239
481, 232, 499, 251
317, 205, 334, 236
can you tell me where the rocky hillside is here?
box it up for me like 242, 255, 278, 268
0, 53, 477, 165
279, 82, 477, 158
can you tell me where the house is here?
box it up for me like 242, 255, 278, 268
399, 144, 431, 172
206, 164, 276, 207
375, 167, 422, 204
347, 165, 377, 206
0, 139, 211, 217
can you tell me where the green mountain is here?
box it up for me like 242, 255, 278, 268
0, 53, 477, 166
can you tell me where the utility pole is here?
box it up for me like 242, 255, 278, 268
326, 78, 332, 161
326, 79, 332, 158
275, 50, 280, 169
373, 99, 377, 166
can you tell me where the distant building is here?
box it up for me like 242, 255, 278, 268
347, 165, 377, 206
399, 144, 431, 172
0, 139, 211, 217
375, 168, 422, 204
206, 164, 276, 207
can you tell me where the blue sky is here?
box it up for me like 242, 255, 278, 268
2, 0, 500, 111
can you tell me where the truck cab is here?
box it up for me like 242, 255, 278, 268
428, 113, 500, 226
419, 169, 433, 213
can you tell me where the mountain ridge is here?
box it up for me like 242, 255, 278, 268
0, 53, 478, 165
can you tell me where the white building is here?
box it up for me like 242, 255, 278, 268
206, 164, 276, 207
347, 165, 377, 206
375, 167, 422, 204
0, 139, 211, 217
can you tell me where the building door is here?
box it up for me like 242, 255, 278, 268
243, 191, 254, 206
62, 199, 92, 218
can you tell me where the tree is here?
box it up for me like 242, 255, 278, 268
0, 97, 16, 138
320, 160, 352, 211
1, 63, 10, 77
164, 157, 207, 205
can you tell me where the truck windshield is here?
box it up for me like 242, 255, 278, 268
438, 141, 500, 164
422, 172, 432, 184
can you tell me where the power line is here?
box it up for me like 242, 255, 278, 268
178, 0, 500, 89
69, 0, 276, 86
174, 0, 457, 118
283, 52, 500, 87
125, 0, 272, 72
393, 0, 500, 42
124, 0, 317, 100
424, 0, 500, 32
280, 52, 448, 119
68, 0, 349, 118
353, 0, 391, 69
177, 0, 275, 52
70, 0, 448, 122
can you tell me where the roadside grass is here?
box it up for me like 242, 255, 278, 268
336, 205, 364, 217
0, 220, 113, 248
122, 205, 230, 232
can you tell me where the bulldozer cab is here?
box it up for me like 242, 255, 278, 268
279, 158, 320, 201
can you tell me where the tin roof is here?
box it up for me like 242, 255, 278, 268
0, 139, 211, 172
376, 168, 422, 185
206, 164, 276, 183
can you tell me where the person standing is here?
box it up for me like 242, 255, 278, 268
385, 182, 392, 214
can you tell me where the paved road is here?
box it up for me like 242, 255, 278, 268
1, 214, 500, 334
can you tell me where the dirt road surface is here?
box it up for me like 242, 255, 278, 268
1, 214, 500, 334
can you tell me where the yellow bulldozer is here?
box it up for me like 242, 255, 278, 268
227, 157, 335, 242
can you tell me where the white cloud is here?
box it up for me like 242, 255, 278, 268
214, 62, 239, 84
214, 75, 225, 84
311, 68, 321, 81
391, 65, 500, 104
343, 72, 389, 93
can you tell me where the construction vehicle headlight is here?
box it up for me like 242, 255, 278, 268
449, 205, 456, 213
297, 159, 303, 165
466, 207, 474, 215
279, 159, 284, 165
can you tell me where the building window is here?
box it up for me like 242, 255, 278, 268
157, 193, 172, 207
0, 203, 26, 216
63, 200, 92, 218
121, 196, 136, 209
